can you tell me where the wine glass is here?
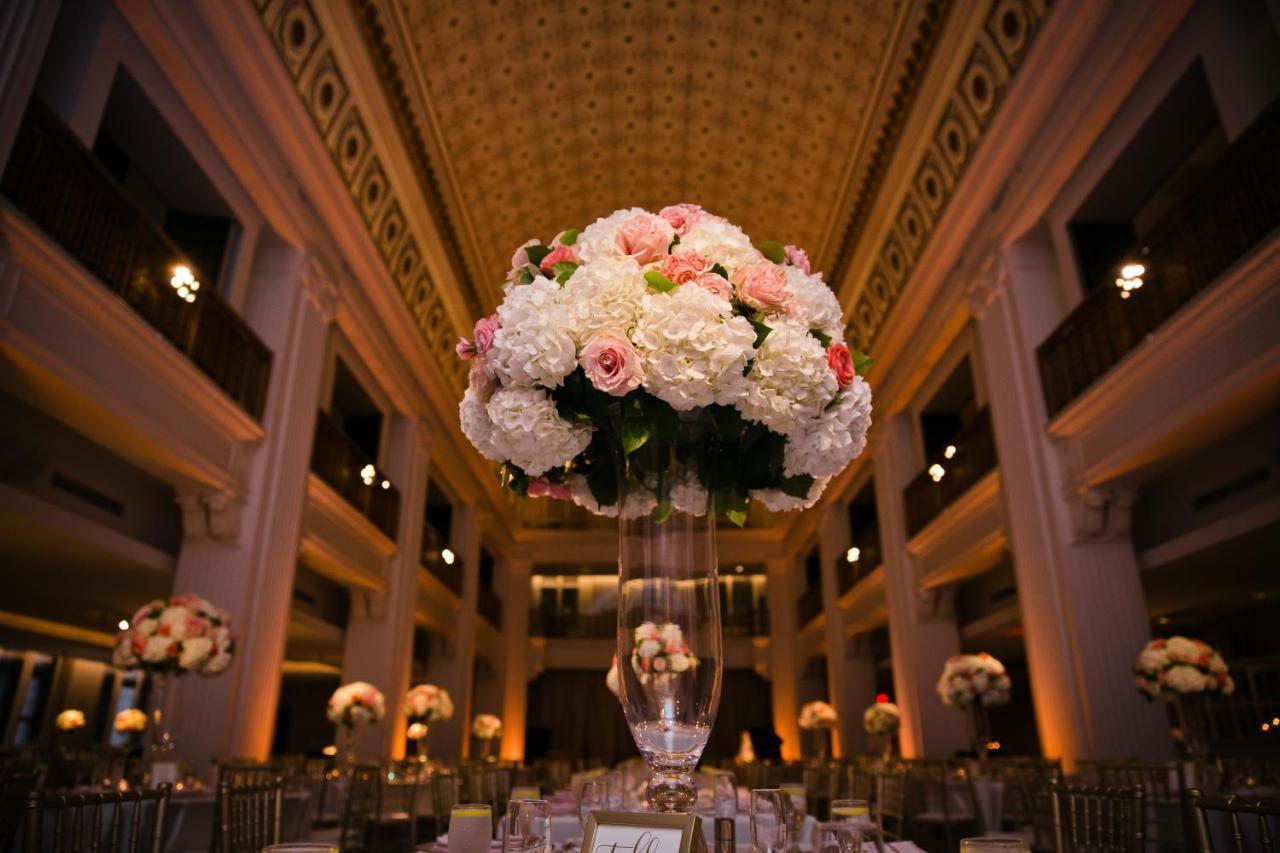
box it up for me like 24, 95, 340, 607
960, 840, 1030, 852
714, 773, 738, 818
503, 799, 551, 853
449, 804, 494, 853
780, 782, 807, 846
826, 799, 871, 853
605, 771, 625, 809
751, 789, 789, 853
579, 779, 607, 836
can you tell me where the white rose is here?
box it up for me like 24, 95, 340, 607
1165, 636, 1202, 663
486, 387, 592, 476
669, 653, 691, 672
141, 636, 172, 663
1164, 664, 1208, 693
638, 639, 661, 658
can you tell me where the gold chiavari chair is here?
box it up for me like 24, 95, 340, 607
875, 770, 908, 842
1093, 760, 1188, 850
1051, 783, 1145, 853
843, 764, 875, 802
430, 770, 461, 840
1186, 788, 1280, 853
906, 761, 980, 850
217, 776, 285, 853
24, 784, 172, 853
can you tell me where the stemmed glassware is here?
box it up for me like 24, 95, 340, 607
780, 782, 808, 847
751, 789, 789, 853
714, 773, 738, 818
502, 799, 552, 853
579, 779, 607, 832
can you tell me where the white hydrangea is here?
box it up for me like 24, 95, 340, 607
738, 320, 838, 435
751, 476, 830, 512
678, 216, 759, 276
783, 375, 873, 478
568, 475, 658, 518
669, 472, 709, 517
490, 277, 577, 389
575, 206, 650, 264
486, 387, 592, 476
560, 256, 649, 342
459, 387, 503, 461
784, 266, 845, 340
631, 285, 757, 411
1164, 665, 1210, 693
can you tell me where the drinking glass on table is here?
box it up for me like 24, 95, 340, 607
751, 788, 789, 853
823, 799, 870, 853
605, 771, 625, 809
503, 799, 552, 853
579, 779, 608, 832
959, 839, 1030, 853
781, 782, 807, 847
450, 803, 494, 853
713, 773, 738, 818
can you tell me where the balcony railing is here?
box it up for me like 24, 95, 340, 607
310, 410, 400, 539
421, 525, 463, 596
796, 584, 823, 627
902, 407, 998, 538
530, 604, 768, 638
477, 585, 502, 628
1, 102, 272, 419
1037, 99, 1280, 418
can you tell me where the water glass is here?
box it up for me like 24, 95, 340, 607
780, 782, 807, 842
503, 799, 552, 853
714, 773, 738, 818
830, 798, 871, 823
450, 804, 494, 853
579, 779, 608, 834
751, 788, 788, 853
960, 840, 1031, 853
606, 771, 625, 809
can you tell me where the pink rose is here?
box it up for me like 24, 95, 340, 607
580, 330, 644, 396
733, 262, 792, 312
783, 244, 811, 274
468, 359, 494, 398
615, 214, 672, 265
539, 245, 581, 275
658, 203, 707, 235
455, 337, 475, 360
473, 314, 500, 354
694, 272, 732, 301
660, 251, 712, 285
826, 343, 856, 388
506, 238, 540, 282
527, 478, 572, 500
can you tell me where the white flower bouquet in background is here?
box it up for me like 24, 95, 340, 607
112, 595, 235, 676
1133, 636, 1234, 700
114, 708, 148, 733
457, 205, 873, 523
327, 681, 386, 727
630, 621, 697, 682
472, 713, 503, 740
606, 656, 621, 696
862, 702, 901, 735
404, 683, 454, 724
936, 653, 1012, 709
56, 709, 85, 731
798, 701, 838, 730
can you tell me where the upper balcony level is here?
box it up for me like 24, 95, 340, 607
310, 409, 401, 541
903, 407, 998, 538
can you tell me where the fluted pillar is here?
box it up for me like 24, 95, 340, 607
168, 249, 336, 779
766, 558, 802, 761
499, 558, 531, 762
873, 415, 969, 758
341, 417, 430, 760
425, 503, 481, 761
818, 505, 877, 756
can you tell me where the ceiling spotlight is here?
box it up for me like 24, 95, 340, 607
1115, 261, 1145, 298
845, 547, 860, 563
118, 619, 129, 631
943, 445, 957, 460
441, 548, 456, 565
928, 463, 945, 482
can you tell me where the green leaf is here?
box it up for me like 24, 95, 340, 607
644, 270, 678, 293
715, 486, 748, 527
726, 508, 747, 527
708, 404, 743, 439
621, 418, 651, 456
852, 349, 874, 375
559, 228, 579, 246
711, 263, 729, 280
777, 473, 815, 499
756, 241, 786, 264
742, 428, 786, 489
810, 327, 832, 347
637, 392, 679, 445
654, 501, 673, 524
750, 317, 772, 348
551, 261, 579, 286
525, 244, 552, 269
499, 462, 531, 498
586, 455, 618, 507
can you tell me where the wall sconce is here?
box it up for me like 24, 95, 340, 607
360, 463, 376, 485
170, 265, 200, 303
944, 445, 957, 459
441, 548, 456, 565
845, 547, 860, 563
1115, 261, 1145, 299
928, 463, 945, 482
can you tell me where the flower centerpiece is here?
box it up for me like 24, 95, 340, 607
863, 702, 901, 763
112, 594, 235, 758
798, 700, 838, 761
937, 653, 1011, 766
56, 709, 85, 731
403, 684, 454, 763
1134, 636, 1233, 757
630, 622, 697, 683
471, 713, 503, 759
328, 681, 386, 768
114, 708, 148, 733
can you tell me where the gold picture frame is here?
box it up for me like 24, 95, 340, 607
581, 811, 706, 853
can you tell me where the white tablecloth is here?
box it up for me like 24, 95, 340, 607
164, 789, 312, 853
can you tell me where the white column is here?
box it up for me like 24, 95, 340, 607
0, 0, 59, 168
168, 250, 335, 778
818, 505, 873, 756
873, 415, 969, 759
426, 503, 481, 761
499, 558, 531, 762
766, 558, 802, 762
341, 416, 430, 760
969, 244, 1169, 767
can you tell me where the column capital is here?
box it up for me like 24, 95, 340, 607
966, 252, 1010, 320
300, 254, 340, 323
1066, 482, 1136, 541
176, 488, 243, 542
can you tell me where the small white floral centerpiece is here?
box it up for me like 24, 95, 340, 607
1133, 636, 1234, 700
56, 709, 85, 731
630, 622, 697, 682
328, 681, 386, 727
863, 702, 900, 735
114, 708, 148, 733
937, 653, 1012, 709
472, 714, 503, 740
404, 683, 454, 724
112, 595, 235, 676
456, 205, 874, 523
798, 701, 838, 731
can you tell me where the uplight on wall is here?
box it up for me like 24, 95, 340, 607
1115, 261, 1145, 299
441, 548, 456, 565
928, 463, 946, 482
845, 547, 860, 563
170, 265, 200, 303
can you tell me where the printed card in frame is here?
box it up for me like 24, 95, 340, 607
581, 811, 706, 853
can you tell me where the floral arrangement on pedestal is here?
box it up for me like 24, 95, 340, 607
937, 653, 1010, 765
112, 594, 236, 758
328, 681, 386, 768
456, 204, 873, 523
863, 701, 901, 763
56, 709, 85, 731
472, 713, 503, 759
799, 700, 838, 761
1134, 636, 1233, 757
630, 622, 697, 683
403, 683, 453, 763
606, 656, 621, 696
114, 708, 148, 733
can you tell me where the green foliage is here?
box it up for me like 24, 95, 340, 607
525, 244, 552, 269
559, 228, 579, 246
810, 327, 832, 347
756, 241, 786, 264
644, 270, 678, 292
551, 261, 579, 285
853, 350, 874, 375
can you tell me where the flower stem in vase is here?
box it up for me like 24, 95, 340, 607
416, 728, 429, 764
968, 704, 991, 772
1175, 694, 1210, 759
338, 724, 357, 771
148, 673, 175, 760
881, 732, 894, 765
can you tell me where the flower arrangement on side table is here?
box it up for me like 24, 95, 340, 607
328, 681, 386, 768
403, 683, 453, 763
472, 713, 503, 759
798, 700, 838, 761
937, 653, 1011, 766
863, 702, 901, 763
1134, 636, 1233, 757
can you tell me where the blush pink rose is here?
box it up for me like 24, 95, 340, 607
658, 203, 707, 235
694, 272, 732, 301
579, 329, 644, 396
660, 251, 712, 284
506, 238, 539, 282
826, 342, 856, 388
784, 244, 811, 274
527, 478, 572, 500
473, 314, 499, 354
733, 261, 792, 313
615, 214, 672, 265
539, 245, 581, 275
455, 337, 476, 360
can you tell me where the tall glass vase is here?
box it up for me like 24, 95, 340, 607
148, 672, 175, 759
616, 465, 722, 813
1174, 694, 1210, 759
968, 704, 991, 773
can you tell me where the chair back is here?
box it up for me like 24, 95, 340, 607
1186, 788, 1280, 853
217, 776, 285, 853
1051, 782, 1145, 853
339, 764, 381, 848
430, 771, 461, 837
843, 765, 874, 802
875, 771, 907, 841
24, 784, 172, 853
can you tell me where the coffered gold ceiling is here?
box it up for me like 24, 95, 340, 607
358, 0, 950, 312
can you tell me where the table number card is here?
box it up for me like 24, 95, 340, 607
582, 812, 705, 853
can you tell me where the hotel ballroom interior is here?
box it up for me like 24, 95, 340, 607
0, 0, 1278, 850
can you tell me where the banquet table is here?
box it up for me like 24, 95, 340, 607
163, 788, 312, 853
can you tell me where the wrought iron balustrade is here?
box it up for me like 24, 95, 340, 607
902, 406, 998, 538
310, 410, 401, 540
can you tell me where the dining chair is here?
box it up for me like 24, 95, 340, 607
24, 783, 172, 853
875, 771, 907, 842
844, 765, 874, 802
1051, 782, 1145, 853
216, 775, 285, 853
1186, 788, 1280, 852
905, 761, 980, 850
1094, 760, 1188, 850
430, 770, 461, 840
2, 771, 38, 852
209, 760, 285, 853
